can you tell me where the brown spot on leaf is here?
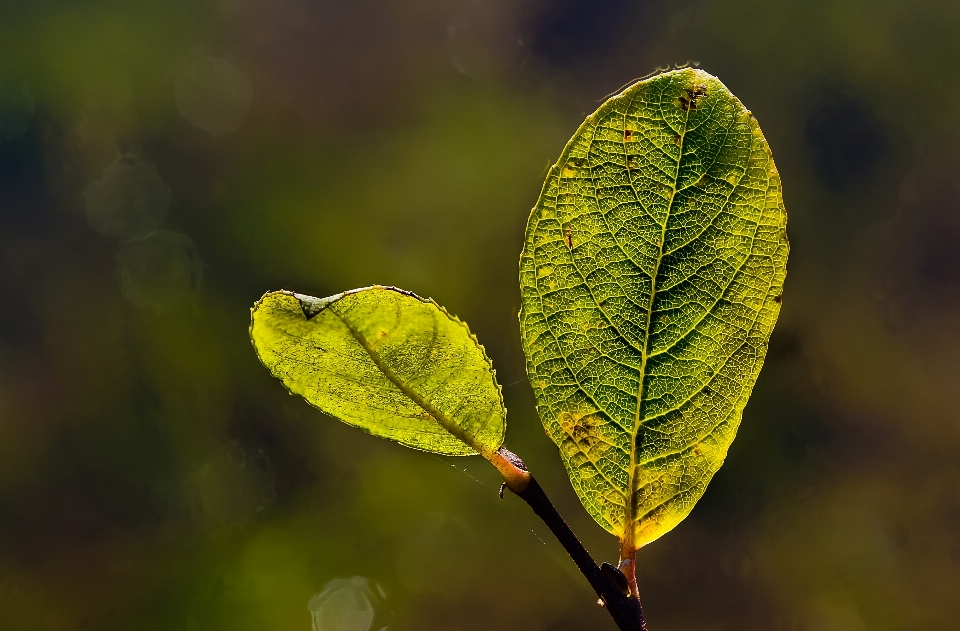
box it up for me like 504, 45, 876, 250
565, 226, 573, 250
773, 294, 783, 304
679, 84, 708, 112
558, 411, 606, 454
370, 328, 390, 349
673, 134, 682, 146
624, 129, 633, 141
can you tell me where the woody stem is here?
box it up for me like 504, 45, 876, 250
491, 447, 648, 631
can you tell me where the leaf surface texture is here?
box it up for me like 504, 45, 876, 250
251, 287, 505, 456
519, 68, 789, 546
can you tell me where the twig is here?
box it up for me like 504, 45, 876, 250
489, 447, 648, 631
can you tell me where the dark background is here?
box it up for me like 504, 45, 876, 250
2, 0, 959, 629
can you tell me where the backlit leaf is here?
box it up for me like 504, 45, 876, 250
519, 69, 789, 548
250, 286, 505, 456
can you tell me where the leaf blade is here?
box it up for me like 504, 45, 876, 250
519, 68, 788, 546
251, 286, 506, 456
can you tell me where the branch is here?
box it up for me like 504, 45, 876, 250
489, 447, 648, 631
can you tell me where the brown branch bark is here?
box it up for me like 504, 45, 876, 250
491, 447, 648, 631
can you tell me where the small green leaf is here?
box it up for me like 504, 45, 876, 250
250, 286, 506, 456
519, 69, 788, 548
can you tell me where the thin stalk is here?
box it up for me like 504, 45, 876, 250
618, 541, 641, 601
492, 447, 648, 631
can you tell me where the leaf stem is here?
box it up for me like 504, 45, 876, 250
619, 540, 641, 601
495, 447, 648, 631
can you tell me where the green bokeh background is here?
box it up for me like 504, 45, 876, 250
2, 1, 959, 629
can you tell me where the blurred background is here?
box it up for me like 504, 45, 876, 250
1, 0, 959, 629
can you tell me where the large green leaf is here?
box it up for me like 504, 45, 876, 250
519, 68, 789, 548
250, 286, 505, 456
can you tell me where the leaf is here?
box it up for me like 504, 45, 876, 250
519, 68, 789, 549
250, 286, 506, 456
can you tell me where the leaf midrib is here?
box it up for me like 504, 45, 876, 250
624, 87, 693, 549
329, 305, 488, 456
